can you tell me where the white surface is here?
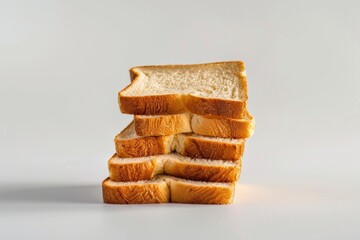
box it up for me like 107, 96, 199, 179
0, 0, 359, 239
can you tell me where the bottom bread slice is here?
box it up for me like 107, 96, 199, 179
102, 176, 235, 204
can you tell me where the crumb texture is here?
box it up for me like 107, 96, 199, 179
122, 62, 246, 100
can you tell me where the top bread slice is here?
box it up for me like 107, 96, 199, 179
119, 61, 248, 119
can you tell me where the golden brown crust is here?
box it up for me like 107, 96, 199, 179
114, 121, 173, 158
114, 135, 173, 158
179, 134, 245, 161
102, 178, 170, 204
132, 111, 254, 144
108, 154, 162, 182
102, 176, 235, 204
164, 159, 241, 182
169, 180, 235, 204
119, 61, 248, 118
184, 94, 247, 119
115, 121, 246, 159
191, 112, 255, 139
134, 113, 191, 136
108, 153, 240, 182
119, 93, 186, 115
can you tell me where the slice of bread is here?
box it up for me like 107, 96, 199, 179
167, 177, 235, 204
115, 122, 245, 160
134, 112, 255, 139
108, 153, 241, 182
102, 177, 170, 204
114, 122, 174, 158
108, 154, 164, 182
102, 175, 235, 204
119, 61, 248, 119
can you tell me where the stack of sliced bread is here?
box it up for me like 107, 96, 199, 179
102, 61, 255, 204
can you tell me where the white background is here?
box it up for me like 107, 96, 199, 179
0, 0, 359, 239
